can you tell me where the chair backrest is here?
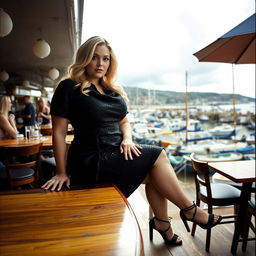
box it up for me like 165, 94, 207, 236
2, 143, 43, 189
41, 127, 52, 136
67, 123, 74, 135
190, 153, 213, 200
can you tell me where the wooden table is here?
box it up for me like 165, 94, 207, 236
0, 186, 144, 256
0, 135, 74, 150
41, 124, 74, 133
209, 160, 255, 254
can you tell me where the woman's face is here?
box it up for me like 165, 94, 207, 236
39, 98, 44, 106
86, 44, 110, 83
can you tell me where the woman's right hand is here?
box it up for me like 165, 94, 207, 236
41, 173, 70, 191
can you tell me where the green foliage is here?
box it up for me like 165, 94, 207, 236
124, 87, 254, 105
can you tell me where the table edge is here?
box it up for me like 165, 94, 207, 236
209, 161, 256, 183
114, 185, 144, 256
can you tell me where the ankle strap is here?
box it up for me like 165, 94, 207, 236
181, 202, 197, 221
154, 217, 171, 233
181, 202, 196, 212
154, 216, 172, 224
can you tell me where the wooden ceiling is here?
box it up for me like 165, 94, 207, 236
0, 0, 84, 90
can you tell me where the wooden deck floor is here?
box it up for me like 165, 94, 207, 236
128, 175, 255, 256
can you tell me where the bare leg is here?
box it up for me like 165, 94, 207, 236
145, 182, 182, 242
145, 183, 168, 219
145, 150, 220, 225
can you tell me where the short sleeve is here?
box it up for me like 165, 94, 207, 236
50, 79, 76, 119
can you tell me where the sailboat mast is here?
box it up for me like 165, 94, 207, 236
185, 71, 189, 143
232, 64, 237, 136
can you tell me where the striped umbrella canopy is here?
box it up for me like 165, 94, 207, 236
193, 13, 255, 64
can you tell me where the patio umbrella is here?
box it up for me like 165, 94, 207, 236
193, 13, 255, 64
193, 13, 256, 135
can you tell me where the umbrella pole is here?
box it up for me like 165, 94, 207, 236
232, 64, 237, 138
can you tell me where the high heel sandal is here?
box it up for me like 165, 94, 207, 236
180, 202, 222, 232
149, 217, 182, 245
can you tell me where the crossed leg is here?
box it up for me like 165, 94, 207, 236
143, 150, 220, 242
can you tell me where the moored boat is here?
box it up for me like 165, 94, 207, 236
192, 152, 243, 162
209, 124, 237, 138
167, 140, 254, 155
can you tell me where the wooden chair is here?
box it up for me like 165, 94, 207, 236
40, 127, 52, 136
0, 143, 42, 189
190, 153, 241, 252
40, 143, 70, 185
67, 123, 74, 135
242, 199, 256, 251
40, 157, 56, 185
40, 127, 54, 157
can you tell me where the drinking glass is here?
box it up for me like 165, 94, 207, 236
25, 126, 32, 139
37, 117, 43, 126
33, 124, 40, 138
36, 117, 43, 137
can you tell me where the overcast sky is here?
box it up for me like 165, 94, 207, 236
82, 0, 255, 98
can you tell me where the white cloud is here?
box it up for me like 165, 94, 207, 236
82, 0, 255, 97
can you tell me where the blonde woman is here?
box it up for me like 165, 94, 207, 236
0, 95, 17, 139
42, 36, 222, 245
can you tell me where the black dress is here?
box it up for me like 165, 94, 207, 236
42, 112, 50, 125
50, 79, 162, 197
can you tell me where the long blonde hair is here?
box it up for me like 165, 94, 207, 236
69, 36, 128, 101
37, 97, 47, 112
0, 95, 10, 116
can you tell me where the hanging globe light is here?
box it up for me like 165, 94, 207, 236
22, 80, 30, 87
33, 38, 51, 58
0, 9, 13, 37
0, 70, 9, 81
48, 68, 59, 80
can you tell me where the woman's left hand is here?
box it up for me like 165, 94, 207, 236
120, 139, 142, 160
8, 114, 15, 122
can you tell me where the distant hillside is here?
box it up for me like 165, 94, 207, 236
124, 87, 255, 105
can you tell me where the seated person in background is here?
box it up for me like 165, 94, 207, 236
37, 97, 51, 125
0, 95, 18, 139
